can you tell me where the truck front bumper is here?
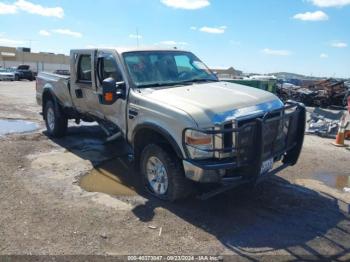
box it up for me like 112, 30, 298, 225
182, 101, 306, 184
183, 159, 291, 184
183, 160, 236, 183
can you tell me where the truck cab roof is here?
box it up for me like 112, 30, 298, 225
70, 47, 188, 55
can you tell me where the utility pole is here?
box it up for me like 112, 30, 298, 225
24, 39, 37, 51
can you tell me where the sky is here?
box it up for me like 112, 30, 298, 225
0, 0, 349, 78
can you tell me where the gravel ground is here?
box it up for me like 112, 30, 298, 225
0, 81, 349, 260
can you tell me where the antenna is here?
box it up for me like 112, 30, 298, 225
24, 39, 37, 50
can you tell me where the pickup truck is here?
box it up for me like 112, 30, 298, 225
36, 48, 305, 201
14, 65, 35, 81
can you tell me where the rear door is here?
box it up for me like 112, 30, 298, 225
92, 50, 128, 132
70, 50, 96, 113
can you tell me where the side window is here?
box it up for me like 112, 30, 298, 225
77, 55, 92, 83
99, 55, 123, 83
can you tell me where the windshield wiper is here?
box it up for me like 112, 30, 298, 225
137, 82, 182, 88
179, 78, 219, 85
137, 78, 218, 88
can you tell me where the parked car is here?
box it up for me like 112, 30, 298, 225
13, 65, 35, 81
0, 68, 15, 81
36, 48, 305, 201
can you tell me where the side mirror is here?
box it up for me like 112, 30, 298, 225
99, 77, 125, 105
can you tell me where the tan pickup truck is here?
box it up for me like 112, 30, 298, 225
36, 48, 305, 201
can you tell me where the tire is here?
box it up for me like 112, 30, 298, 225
44, 100, 68, 138
15, 75, 19, 81
140, 144, 192, 201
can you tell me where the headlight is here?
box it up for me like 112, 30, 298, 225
184, 129, 214, 159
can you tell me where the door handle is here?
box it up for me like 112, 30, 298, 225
128, 109, 138, 119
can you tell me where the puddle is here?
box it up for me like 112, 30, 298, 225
0, 119, 38, 136
79, 158, 137, 196
313, 172, 350, 192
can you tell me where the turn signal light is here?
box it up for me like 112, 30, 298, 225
186, 136, 212, 145
104, 92, 113, 102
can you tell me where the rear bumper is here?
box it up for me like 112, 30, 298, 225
183, 101, 306, 184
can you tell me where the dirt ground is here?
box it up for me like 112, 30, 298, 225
0, 81, 350, 260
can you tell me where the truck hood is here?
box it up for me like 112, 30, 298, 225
140, 81, 284, 127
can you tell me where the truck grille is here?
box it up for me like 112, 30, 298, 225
221, 109, 300, 164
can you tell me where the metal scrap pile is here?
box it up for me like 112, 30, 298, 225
305, 108, 343, 138
277, 79, 350, 108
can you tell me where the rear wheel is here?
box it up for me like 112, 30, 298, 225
44, 100, 68, 138
140, 144, 193, 201
15, 74, 19, 81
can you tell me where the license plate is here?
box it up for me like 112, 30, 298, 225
260, 158, 274, 175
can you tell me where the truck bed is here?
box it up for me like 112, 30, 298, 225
36, 72, 73, 108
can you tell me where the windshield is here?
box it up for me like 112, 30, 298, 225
123, 51, 218, 88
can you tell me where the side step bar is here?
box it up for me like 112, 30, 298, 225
106, 132, 122, 142
98, 121, 122, 142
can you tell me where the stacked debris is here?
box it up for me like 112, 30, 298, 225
306, 107, 346, 138
277, 78, 350, 108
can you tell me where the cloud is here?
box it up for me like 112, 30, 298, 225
0, 0, 64, 18
129, 34, 142, 39
262, 48, 291, 56
320, 53, 329, 58
52, 29, 82, 38
309, 0, 350, 7
39, 30, 51, 36
190, 26, 197, 30
293, 11, 328, 21
199, 26, 227, 34
0, 37, 24, 46
38, 29, 82, 38
161, 0, 210, 9
331, 41, 347, 48
159, 40, 188, 46
15, 0, 64, 18
0, 2, 17, 14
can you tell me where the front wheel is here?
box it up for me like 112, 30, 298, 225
44, 100, 68, 138
140, 144, 192, 201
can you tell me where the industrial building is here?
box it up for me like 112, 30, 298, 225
0, 46, 69, 73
